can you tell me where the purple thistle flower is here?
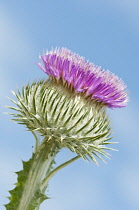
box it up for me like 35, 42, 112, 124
38, 47, 128, 108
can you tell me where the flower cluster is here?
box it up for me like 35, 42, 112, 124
38, 48, 128, 108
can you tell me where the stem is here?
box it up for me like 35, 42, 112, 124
31, 131, 40, 153
6, 136, 80, 210
41, 155, 80, 189
17, 141, 58, 210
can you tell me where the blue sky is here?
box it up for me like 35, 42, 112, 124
0, 0, 139, 209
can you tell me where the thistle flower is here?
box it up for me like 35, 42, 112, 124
38, 47, 128, 108
6, 48, 128, 210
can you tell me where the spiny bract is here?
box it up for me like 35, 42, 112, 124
9, 79, 112, 164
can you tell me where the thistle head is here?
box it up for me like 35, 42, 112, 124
8, 48, 128, 164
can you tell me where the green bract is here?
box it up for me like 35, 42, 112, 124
9, 79, 112, 163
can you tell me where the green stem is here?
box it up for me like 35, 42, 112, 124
41, 155, 80, 190
5, 136, 80, 210
17, 141, 58, 210
31, 131, 40, 153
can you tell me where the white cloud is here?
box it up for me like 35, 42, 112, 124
0, 6, 35, 106
0, 7, 32, 63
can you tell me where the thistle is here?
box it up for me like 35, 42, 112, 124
5, 48, 128, 210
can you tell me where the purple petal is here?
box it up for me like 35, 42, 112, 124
37, 48, 128, 108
